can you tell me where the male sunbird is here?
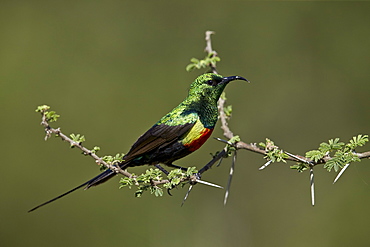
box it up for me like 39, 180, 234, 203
29, 73, 247, 212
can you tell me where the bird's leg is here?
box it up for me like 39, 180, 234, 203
154, 163, 188, 174
167, 164, 202, 182
165, 163, 188, 171
198, 149, 227, 174
162, 163, 194, 196
154, 164, 170, 175
153, 164, 175, 195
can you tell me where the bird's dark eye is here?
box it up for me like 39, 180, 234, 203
206, 80, 216, 86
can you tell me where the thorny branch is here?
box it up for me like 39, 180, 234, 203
204, 31, 218, 74
203, 31, 370, 165
204, 30, 370, 205
206, 32, 309, 162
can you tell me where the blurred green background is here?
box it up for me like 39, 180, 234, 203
2, 1, 370, 247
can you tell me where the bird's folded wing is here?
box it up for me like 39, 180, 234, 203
123, 122, 195, 160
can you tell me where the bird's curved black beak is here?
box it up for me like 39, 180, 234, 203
221, 75, 249, 84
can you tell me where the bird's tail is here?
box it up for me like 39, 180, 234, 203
84, 168, 116, 189
28, 168, 117, 212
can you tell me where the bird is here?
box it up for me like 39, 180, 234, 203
29, 73, 248, 212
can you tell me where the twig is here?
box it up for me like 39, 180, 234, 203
218, 96, 234, 139
205, 31, 218, 74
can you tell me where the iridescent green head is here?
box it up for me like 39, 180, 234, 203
188, 73, 248, 102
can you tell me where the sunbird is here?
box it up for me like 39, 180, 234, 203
29, 73, 248, 212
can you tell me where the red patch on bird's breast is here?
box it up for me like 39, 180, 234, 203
184, 128, 213, 152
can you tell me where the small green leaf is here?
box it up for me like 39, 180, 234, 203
151, 187, 163, 197
223, 105, 233, 117
91, 146, 100, 154
35, 105, 50, 113
186, 167, 198, 176
185, 53, 221, 72
135, 189, 144, 197
213, 56, 221, 62
186, 64, 196, 72
259, 142, 266, 149
220, 92, 227, 100
290, 163, 309, 172
306, 150, 324, 163
70, 133, 85, 144
119, 177, 134, 189
45, 111, 60, 122
347, 134, 368, 150
199, 60, 207, 67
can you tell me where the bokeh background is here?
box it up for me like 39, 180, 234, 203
1, 1, 370, 247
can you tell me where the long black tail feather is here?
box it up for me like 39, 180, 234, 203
84, 169, 116, 189
28, 169, 117, 212
28, 181, 89, 212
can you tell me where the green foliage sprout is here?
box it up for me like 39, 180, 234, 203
69, 133, 85, 147
304, 135, 368, 172
99, 153, 125, 171
36, 105, 60, 122
259, 138, 288, 163
186, 52, 221, 72
164, 166, 198, 189
225, 135, 240, 156
120, 167, 198, 197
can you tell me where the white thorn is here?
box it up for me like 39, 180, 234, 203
310, 167, 315, 206
181, 185, 193, 207
259, 160, 272, 170
195, 179, 224, 189
333, 163, 350, 184
224, 151, 237, 205
214, 137, 233, 146
285, 151, 311, 164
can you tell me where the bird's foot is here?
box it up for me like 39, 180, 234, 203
189, 173, 201, 185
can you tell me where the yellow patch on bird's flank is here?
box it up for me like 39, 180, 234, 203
182, 119, 213, 152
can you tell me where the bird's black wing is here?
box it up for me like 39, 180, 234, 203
84, 122, 196, 189
123, 122, 195, 162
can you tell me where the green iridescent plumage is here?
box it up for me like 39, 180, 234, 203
157, 73, 227, 128
29, 73, 248, 212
